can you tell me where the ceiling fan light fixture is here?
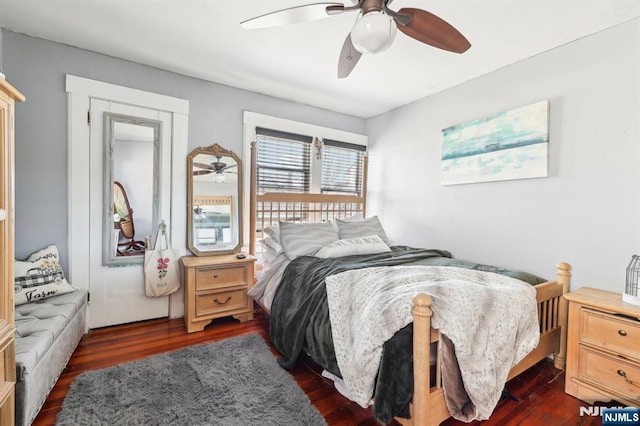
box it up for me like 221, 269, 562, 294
350, 11, 397, 54
214, 172, 226, 183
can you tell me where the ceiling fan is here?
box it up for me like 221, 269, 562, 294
240, 0, 471, 78
193, 156, 237, 183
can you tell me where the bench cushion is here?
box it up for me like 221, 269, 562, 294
15, 290, 88, 382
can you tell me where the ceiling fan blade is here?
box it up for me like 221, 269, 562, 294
224, 164, 238, 171
193, 162, 213, 170
395, 8, 471, 54
241, 3, 343, 29
337, 34, 362, 79
193, 170, 213, 176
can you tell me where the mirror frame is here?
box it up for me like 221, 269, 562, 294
187, 143, 243, 256
102, 112, 161, 266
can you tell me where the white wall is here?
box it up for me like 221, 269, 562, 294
367, 19, 640, 292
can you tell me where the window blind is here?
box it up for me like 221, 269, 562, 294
321, 139, 366, 196
256, 127, 312, 193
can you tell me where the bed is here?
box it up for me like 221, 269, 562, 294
247, 143, 570, 425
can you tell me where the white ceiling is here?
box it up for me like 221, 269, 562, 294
0, 0, 639, 118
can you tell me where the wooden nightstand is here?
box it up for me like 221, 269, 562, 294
565, 287, 640, 406
181, 255, 256, 333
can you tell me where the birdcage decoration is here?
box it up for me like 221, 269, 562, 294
624, 255, 640, 306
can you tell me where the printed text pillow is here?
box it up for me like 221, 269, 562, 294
14, 245, 76, 305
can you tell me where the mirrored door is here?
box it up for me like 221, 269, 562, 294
103, 113, 160, 266
88, 100, 172, 328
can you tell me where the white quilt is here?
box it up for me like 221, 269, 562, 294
325, 265, 539, 421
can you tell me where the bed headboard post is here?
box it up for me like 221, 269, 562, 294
412, 293, 433, 425
554, 262, 571, 370
249, 141, 257, 255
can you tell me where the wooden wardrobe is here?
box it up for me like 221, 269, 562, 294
0, 77, 25, 425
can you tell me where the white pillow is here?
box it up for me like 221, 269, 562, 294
315, 235, 391, 258
279, 221, 339, 260
336, 215, 391, 245
259, 236, 284, 255
14, 245, 77, 305
262, 224, 281, 243
260, 245, 280, 265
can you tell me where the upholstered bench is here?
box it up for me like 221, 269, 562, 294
14, 290, 88, 426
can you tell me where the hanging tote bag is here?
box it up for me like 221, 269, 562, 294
144, 221, 181, 297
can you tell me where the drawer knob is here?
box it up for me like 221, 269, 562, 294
617, 369, 640, 387
618, 329, 627, 337
214, 295, 232, 305
213, 274, 219, 279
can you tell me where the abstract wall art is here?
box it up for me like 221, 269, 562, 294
441, 100, 549, 185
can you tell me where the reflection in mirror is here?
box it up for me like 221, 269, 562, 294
187, 144, 242, 256
103, 113, 161, 266
193, 196, 233, 250
113, 181, 146, 254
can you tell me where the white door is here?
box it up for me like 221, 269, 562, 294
87, 99, 171, 328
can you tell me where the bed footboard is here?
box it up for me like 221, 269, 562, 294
402, 262, 572, 426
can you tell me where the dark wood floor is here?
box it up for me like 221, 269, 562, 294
33, 306, 609, 426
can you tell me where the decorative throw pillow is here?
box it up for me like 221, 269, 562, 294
14, 245, 76, 305
279, 221, 339, 260
336, 215, 391, 245
315, 235, 391, 258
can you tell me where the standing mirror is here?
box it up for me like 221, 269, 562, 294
187, 143, 242, 255
103, 113, 161, 266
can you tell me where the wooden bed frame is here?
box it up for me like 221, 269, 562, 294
248, 143, 569, 425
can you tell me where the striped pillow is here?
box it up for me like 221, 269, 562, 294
336, 216, 390, 245
279, 221, 339, 260
315, 235, 390, 258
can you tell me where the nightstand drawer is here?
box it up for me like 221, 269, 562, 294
195, 265, 248, 291
579, 347, 640, 401
580, 309, 640, 360
195, 288, 248, 316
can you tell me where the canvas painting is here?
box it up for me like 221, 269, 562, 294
441, 100, 549, 185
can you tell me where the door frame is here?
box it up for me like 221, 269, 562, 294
66, 75, 189, 326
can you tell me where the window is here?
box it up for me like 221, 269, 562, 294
256, 128, 312, 193
242, 111, 368, 248
321, 139, 366, 196
255, 129, 366, 197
